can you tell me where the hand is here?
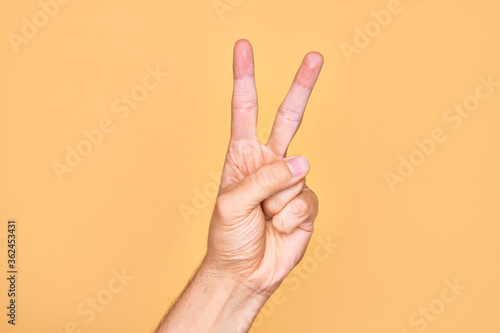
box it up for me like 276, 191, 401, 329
155, 39, 323, 333
205, 39, 323, 295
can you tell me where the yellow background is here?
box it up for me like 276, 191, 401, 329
1, 0, 499, 332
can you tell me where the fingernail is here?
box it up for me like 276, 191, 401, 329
285, 156, 310, 177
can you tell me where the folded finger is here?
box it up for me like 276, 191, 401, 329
262, 179, 305, 218
271, 187, 319, 234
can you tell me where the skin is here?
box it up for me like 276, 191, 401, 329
155, 39, 323, 332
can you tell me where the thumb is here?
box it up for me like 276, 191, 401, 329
224, 156, 310, 213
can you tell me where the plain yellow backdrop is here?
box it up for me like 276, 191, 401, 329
1, 0, 499, 332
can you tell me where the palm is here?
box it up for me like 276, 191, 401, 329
218, 139, 313, 288
210, 40, 323, 291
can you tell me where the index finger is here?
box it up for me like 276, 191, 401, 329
266, 52, 323, 156
231, 39, 258, 140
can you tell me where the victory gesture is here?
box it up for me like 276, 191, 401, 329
156, 39, 323, 333
206, 39, 323, 293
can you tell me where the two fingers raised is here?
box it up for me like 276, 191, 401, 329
231, 39, 324, 157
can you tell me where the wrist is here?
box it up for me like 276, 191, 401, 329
201, 254, 280, 298
199, 256, 272, 302
158, 258, 270, 333
197, 257, 271, 332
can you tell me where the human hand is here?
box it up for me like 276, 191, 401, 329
204, 39, 323, 295
155, 40, 323, 333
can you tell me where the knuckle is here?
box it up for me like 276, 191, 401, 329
311, 193, 319, 218
303, 188, 319, 218
272, 216, 287, 233
214, 194, 231, 216
290, 198, 309, 219
294, 77, 312, 91
277, 104, 303, 122
232, 99, 258, 111
262, 198, 277, 216
266, 139, 287, 156
310, 191, 319, 211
